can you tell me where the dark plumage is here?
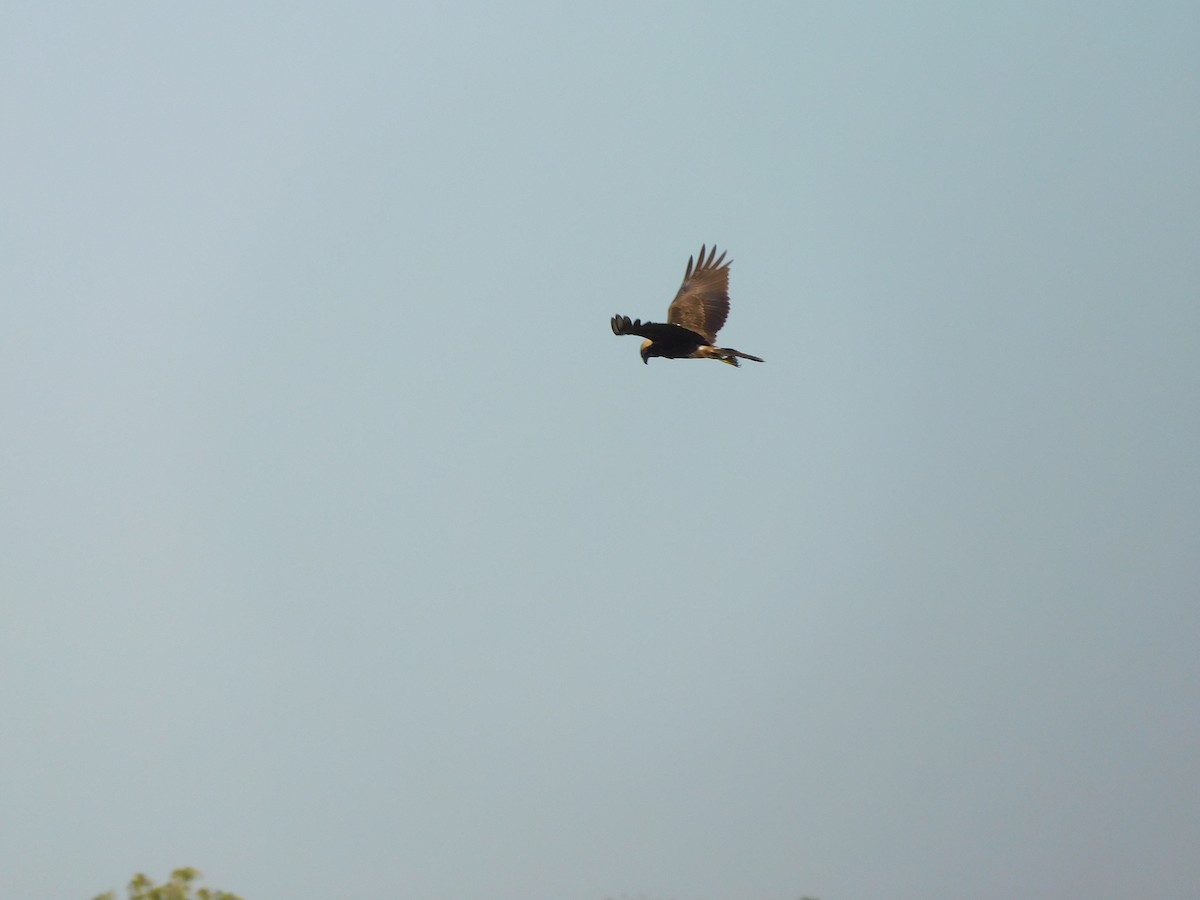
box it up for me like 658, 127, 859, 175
611, 245, 764, 366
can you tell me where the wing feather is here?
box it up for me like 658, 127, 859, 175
666, 244, 731, 343
611, 315, 706, 345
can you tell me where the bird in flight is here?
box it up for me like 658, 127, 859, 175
611, 245, 764, 367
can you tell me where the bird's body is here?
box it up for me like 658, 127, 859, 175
611, 245, 763, 367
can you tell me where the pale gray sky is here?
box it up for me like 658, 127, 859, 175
3, 3, 1198, 899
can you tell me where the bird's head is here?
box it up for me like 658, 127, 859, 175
640, 340, 653, 364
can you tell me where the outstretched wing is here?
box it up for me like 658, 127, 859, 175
611, 315, 705, 344
666, 244, 730, 343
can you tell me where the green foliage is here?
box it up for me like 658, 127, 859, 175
93, 867, 243, 900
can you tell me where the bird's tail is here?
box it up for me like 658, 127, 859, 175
718, 348, 764, 366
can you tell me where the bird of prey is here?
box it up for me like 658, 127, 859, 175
611, 245, 764, 367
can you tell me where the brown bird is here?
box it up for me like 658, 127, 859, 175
611, 245, 764, 366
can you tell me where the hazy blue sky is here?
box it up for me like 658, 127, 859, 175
3, 3, 1198, 899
